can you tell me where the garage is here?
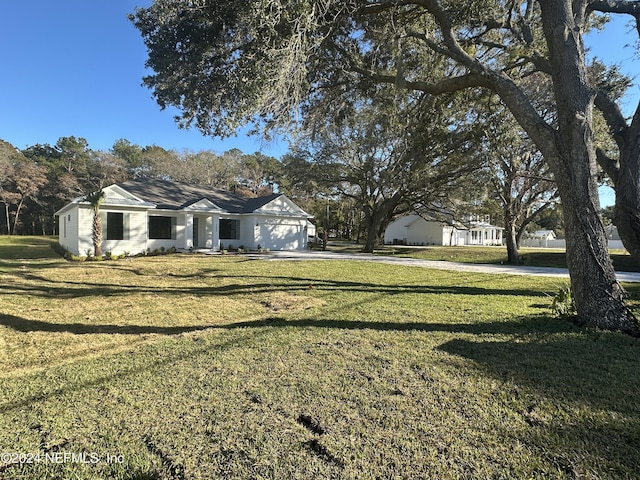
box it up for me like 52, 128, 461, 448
259, 221, 304, 250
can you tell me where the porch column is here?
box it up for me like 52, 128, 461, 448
211, 214, 220, 251
184, 213, 193, 250
300, 223, 307, 250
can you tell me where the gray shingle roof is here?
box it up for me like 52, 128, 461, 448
118, 178, 280, 213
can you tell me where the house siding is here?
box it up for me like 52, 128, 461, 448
257, 196, 290, 214
56, 182, 312, 256
221, 215, 265, 250
407, 220, 446, 245
102, 208, 148, 255
59, 206, 150, 256
385, 214, 502, 246
384, 215, 416, 244
77, 206, 94, 256
58, 206, 80, 254
239, 216, 257, 249
385, 216, 458, 246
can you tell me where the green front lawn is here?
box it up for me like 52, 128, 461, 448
0, 235, 59, 260
391, 245, 640, 271
0, 237, 639, 478
326, 240, 639, 272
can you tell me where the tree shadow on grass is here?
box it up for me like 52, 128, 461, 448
437, 335, 640, 475
0, 309, 572, 337
438, 335, 640, 407
2, 272, 552, 300
213, 314, 571, 336
0, 259, 66, 273
0, 311, 589, 414
0, 313, 211, 336
4, 312, 637, 396
3, 308, 639, 475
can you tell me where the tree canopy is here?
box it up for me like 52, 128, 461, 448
131, 0, 640, 335
1, 136, 281, 236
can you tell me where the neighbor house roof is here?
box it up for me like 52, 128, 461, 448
530, 229, 556, 239
117, 178, 281, 213
55, 178, 313, 218
400, 213, 468, 230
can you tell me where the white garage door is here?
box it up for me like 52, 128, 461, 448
260, 223, 301, 250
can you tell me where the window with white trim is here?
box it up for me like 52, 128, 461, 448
149, 216, 177, 239
220, 219, 239, 240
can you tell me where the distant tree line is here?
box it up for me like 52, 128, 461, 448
0, 132, 568, 254
0, 136, 284, 236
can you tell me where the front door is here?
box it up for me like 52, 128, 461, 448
193, 217, 199, 248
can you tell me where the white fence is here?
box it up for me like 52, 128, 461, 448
521, 239, 626, 250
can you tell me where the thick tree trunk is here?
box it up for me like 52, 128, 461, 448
537, 0, 639, 335
363, 209, 381, 253
556, 170, 638, 334
367, 220, 395, 253
363, 229, 378, 253
362, 196, 402, 253
613, 136, 640, 262
504, 216, 521, 264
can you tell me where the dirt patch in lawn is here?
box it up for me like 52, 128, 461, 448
259, 291, 326, 312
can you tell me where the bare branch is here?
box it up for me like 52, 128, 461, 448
588, 0, 640, 36
594, 87, 630, 143
596, 147, 620, 183
589, 1, 640, 15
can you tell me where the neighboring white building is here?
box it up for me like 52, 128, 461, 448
56, 178, 313, 256
384, 214, 503, 246
605, 224, 621, 241
605, 225, 626, 250
521, 229, 557, 248
519, 226, 626, 250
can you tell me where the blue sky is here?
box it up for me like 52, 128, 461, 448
0, 3, 636, 205
585, 14, 640, 116
0, 1, 288, 157
584, 14, 640, 207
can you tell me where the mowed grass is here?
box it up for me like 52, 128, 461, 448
1, 237, 640, 479
326, 241, 640, 272
390, 245, 640, 272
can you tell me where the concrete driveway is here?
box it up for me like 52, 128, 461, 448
259, 250, 640, 283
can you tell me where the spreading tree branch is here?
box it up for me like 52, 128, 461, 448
596, 147, 621, 183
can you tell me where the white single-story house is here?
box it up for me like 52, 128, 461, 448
384, 214, 503, 246
56, 178, 314, 256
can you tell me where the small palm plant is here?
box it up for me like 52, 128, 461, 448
85, 189, 105, 258
551, 283, 576, 318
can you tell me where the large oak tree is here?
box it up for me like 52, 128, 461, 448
303, 90, 487, 252
483, 104, 558, 264
131, 1, 640, 335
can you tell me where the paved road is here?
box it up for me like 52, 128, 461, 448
259, 250, 640, 283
